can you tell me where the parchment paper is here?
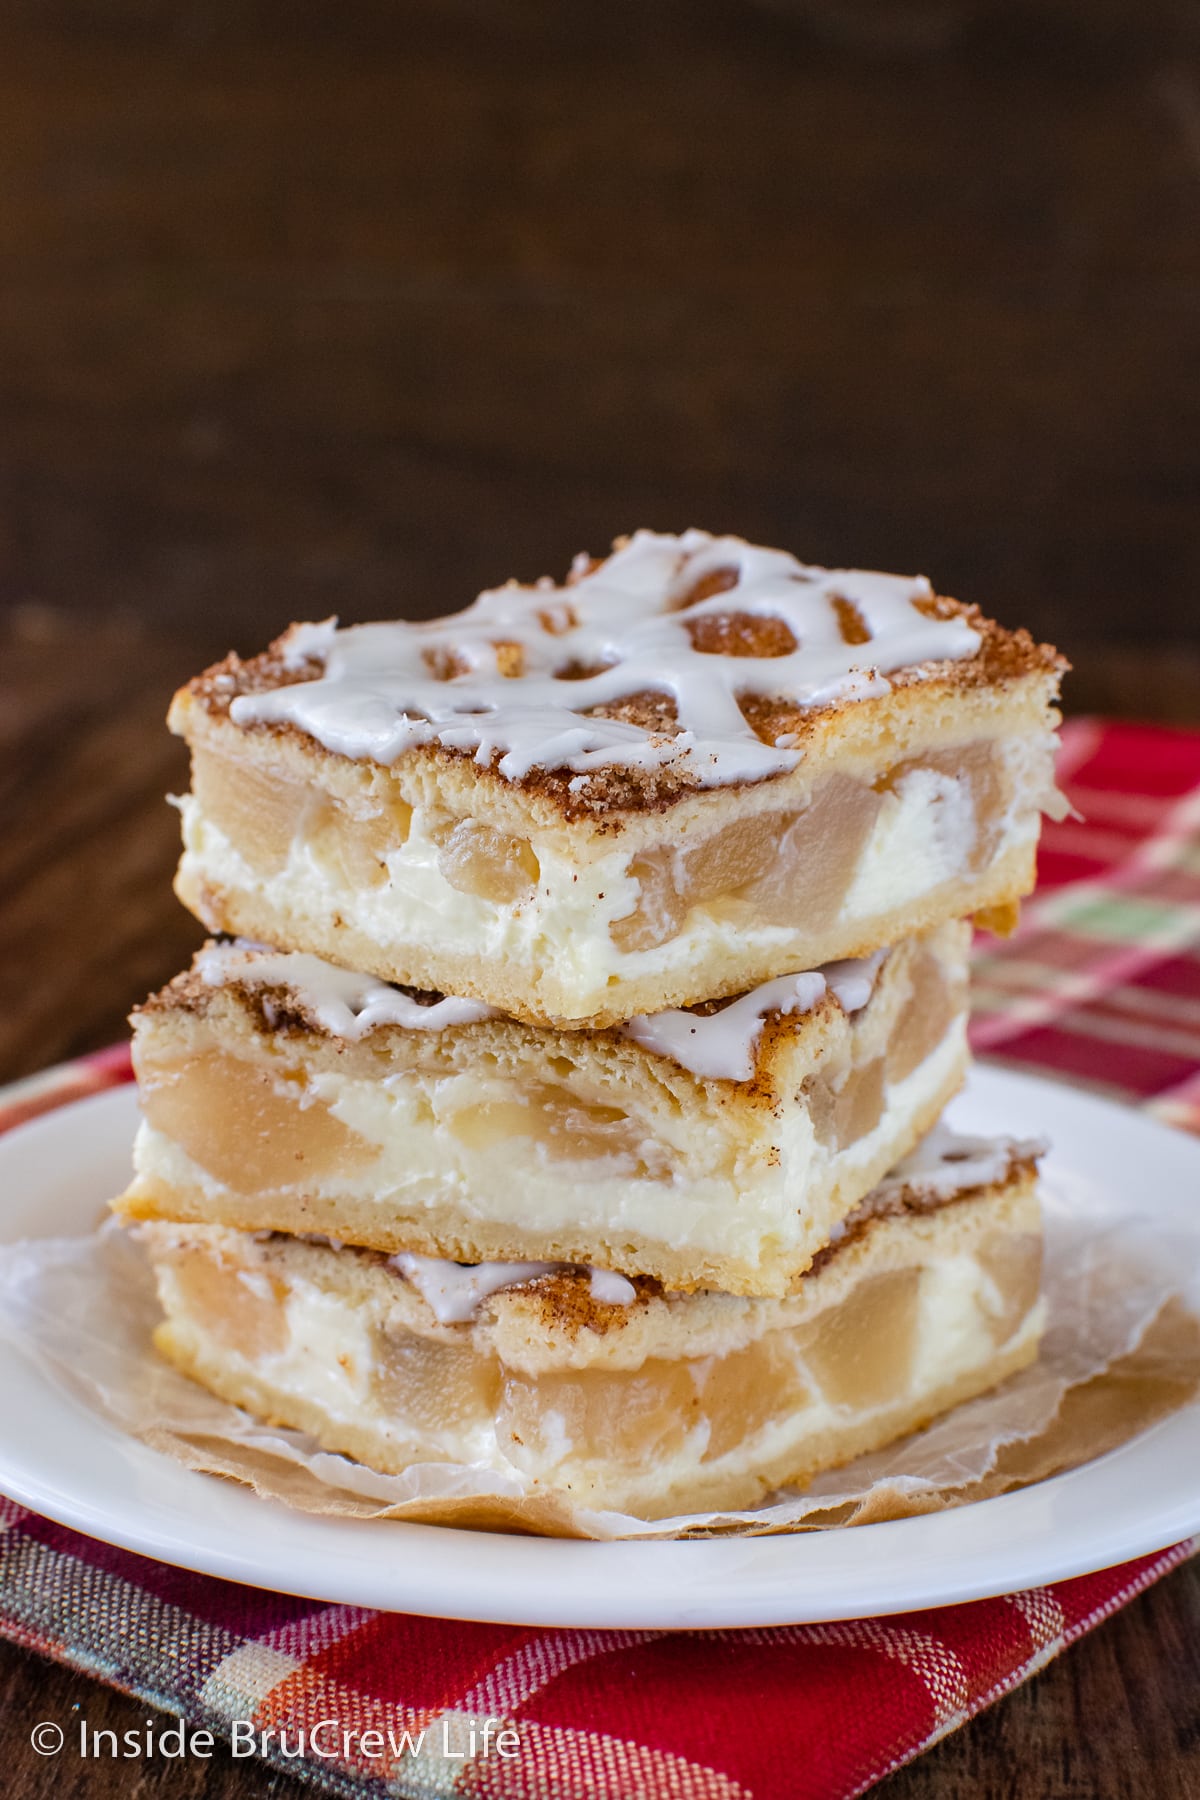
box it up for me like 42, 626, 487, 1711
0, 1173, 1196, 1539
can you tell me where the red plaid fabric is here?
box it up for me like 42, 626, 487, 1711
1, 717, 1197, 1799
970, 718, 1200, 1127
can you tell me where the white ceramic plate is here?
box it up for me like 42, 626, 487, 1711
0, 1066, 1196, 1628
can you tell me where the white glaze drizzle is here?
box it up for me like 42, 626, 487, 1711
390, 1251, 636, 1324
229, 530, 981, 788
877, 1124, 1047, 1200
194, 938, 883, 1074
195, 941, 496, 1037
589, 1267, 638, 1305
621, 949, 886, 1081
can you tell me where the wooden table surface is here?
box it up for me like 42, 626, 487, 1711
2, 0, 1199, 1792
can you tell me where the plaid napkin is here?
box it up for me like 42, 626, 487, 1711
2, 716, 1198, 1800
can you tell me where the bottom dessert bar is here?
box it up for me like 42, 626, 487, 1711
137, 1133, 1044, 1520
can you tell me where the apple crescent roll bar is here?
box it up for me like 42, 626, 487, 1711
168, 530, 1067, 1027
114, 923, 971, 1297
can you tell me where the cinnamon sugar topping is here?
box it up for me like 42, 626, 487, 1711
226, 531, 983, 788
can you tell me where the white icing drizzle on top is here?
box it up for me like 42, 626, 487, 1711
193, 938, 883, 1074
195, 941, 496, 1037
877, 1124, 1047, 1200
229, 530, 981, 788
621, 949, 886, 1081
390, 1251, 635, 1324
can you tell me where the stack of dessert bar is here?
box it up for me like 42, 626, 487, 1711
113, 530, 1065, 1519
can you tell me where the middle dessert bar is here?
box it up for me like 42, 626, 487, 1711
114, 922, 970, 1296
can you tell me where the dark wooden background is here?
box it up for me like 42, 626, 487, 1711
1, 1, 1198, 1793
2, 0, 1200, 682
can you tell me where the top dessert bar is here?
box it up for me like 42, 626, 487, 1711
170, 529, 1067, 1026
